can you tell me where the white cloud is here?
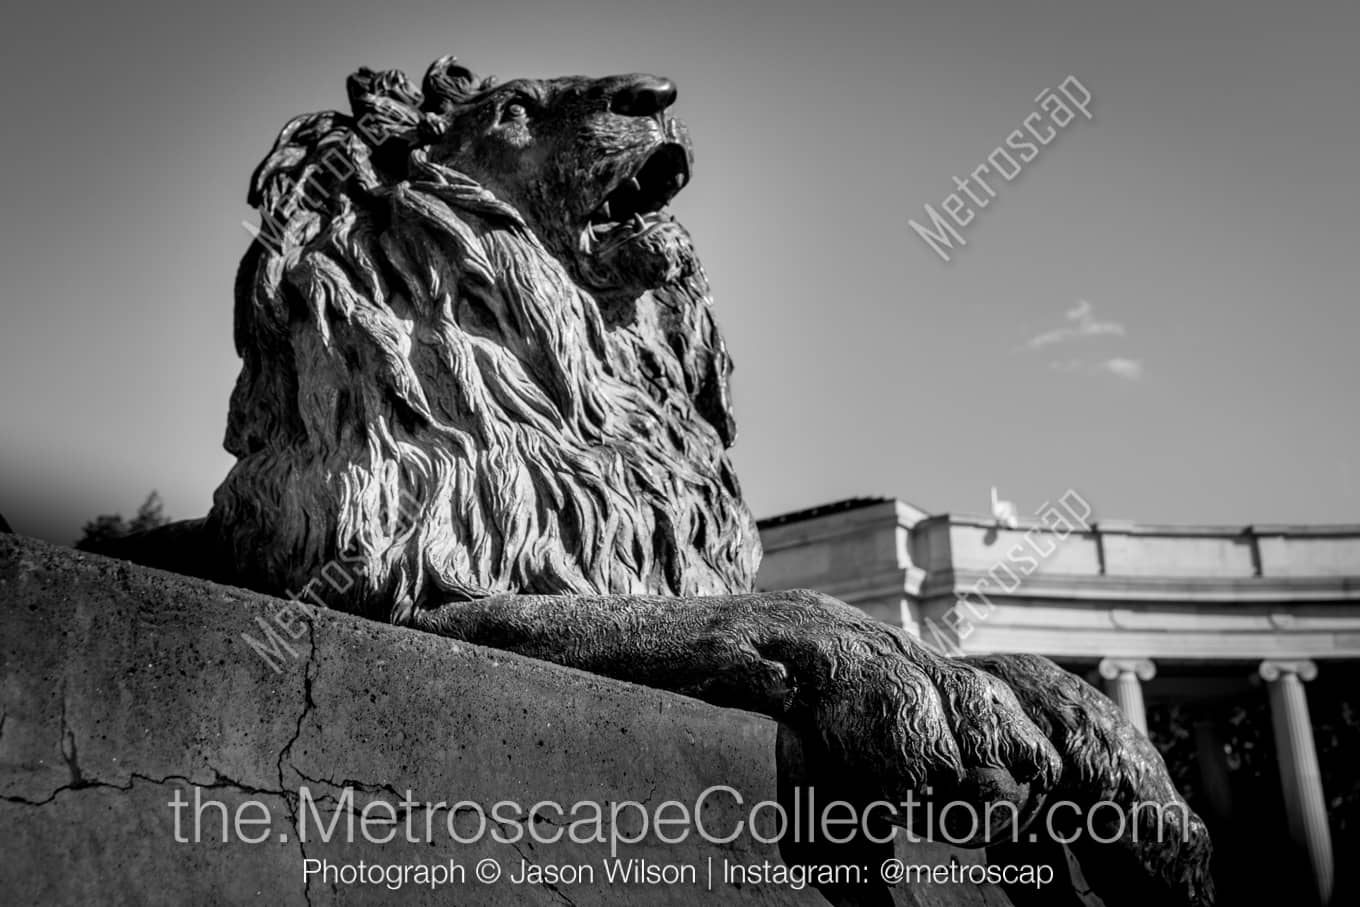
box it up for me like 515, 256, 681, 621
1025, 301, 1143, 380
1101, 358, 1144, 381
1046, 356, 1145, 380
1024, 299, 1126, 350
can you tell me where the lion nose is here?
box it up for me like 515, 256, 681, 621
610, 75, 678, 117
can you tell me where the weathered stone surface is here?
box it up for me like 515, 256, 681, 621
0, 534, 1017, 906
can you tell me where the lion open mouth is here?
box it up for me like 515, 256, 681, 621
581, 142, 690, 254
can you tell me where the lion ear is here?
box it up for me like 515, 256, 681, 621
346, 66, 422, 112
345, 66, 424, 148
420, 54, 496, 114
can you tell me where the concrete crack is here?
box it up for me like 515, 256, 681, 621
1, 771, 287, 808
276, 615, 319, 907
508, 839, 579, 907
59, 682, 87, 791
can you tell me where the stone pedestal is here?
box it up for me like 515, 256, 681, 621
0, 534, 1018, 907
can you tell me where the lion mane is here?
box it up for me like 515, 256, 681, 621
207, 57, 761, 623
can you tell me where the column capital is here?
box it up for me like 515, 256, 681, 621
1098, 657, 1156, 682
1258, 659, 1318, 683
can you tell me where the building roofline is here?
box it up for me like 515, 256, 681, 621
759, 497, 1360, 538
930, 512, 1360, 538
756, 497, 896, 530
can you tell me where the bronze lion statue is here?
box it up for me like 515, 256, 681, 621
98, 55, 1212, 906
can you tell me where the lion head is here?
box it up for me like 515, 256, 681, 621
208, 56, 761, 623
420, 66, 699, 310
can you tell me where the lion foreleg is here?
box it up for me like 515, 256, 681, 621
412, 590, 1061, 819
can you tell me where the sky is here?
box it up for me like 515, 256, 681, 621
1, 0, 1358, 545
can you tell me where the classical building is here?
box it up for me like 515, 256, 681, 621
757, 496, 1360, 907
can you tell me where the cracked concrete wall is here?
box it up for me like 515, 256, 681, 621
1, 535, 1015, 906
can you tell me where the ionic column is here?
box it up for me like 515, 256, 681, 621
1097, 657, 1156, 734
1259, 659, 1333, 906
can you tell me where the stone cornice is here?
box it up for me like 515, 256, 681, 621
928, 514, 1360, 538
919, 567, 1360, 605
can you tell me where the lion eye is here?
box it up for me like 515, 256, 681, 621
502, 102, 528, 122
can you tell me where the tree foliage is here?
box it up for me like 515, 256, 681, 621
75, 491, 169, 549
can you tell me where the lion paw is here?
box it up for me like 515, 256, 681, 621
754, 592, 1062, 842
966, 652, 1215, 907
